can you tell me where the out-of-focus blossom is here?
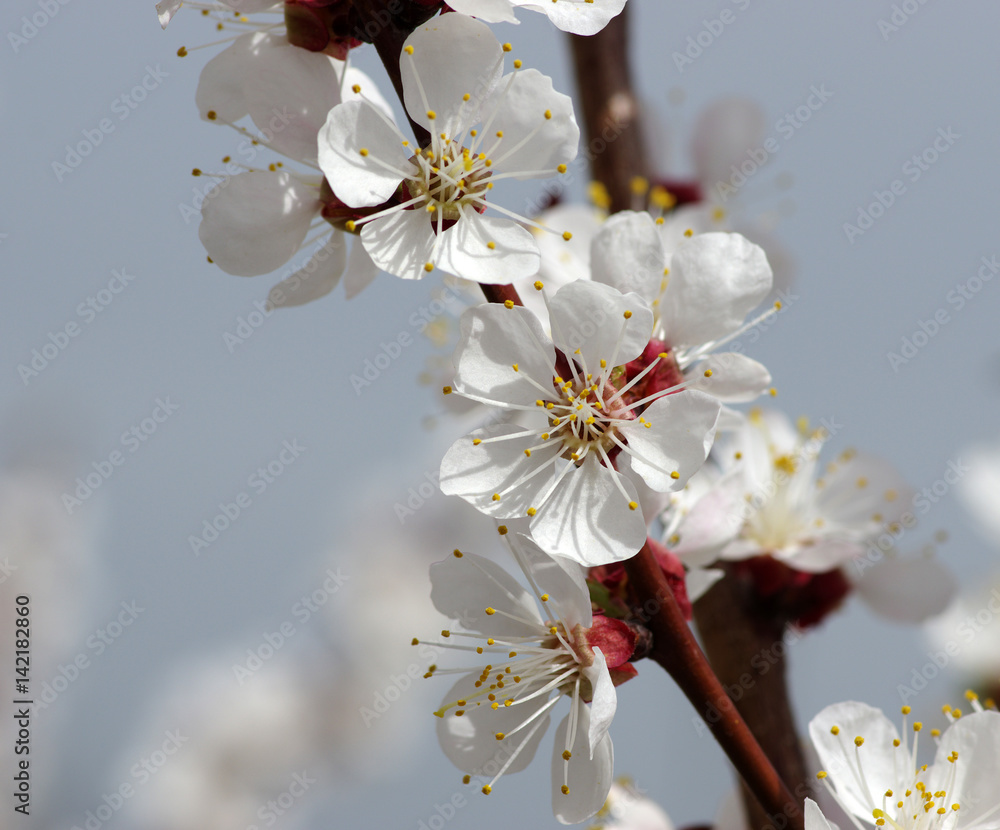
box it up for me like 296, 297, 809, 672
663, 409, 954, 627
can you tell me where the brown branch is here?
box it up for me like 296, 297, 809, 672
479, 283, 523, 307
624, 542, 805, 830
568, 8, 649, 213
693, 566, 812, 830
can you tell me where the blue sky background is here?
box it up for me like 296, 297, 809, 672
3, 1, 1000, 828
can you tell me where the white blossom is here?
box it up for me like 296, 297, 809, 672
418, 531, 637, 824
589, 212, 776, 423
318, 13, 579, 283
664, 409, 916, 573
807, 699, 1000, 830
440, 279, 721, 566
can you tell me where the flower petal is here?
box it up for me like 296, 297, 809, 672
582, 649, 617, 756
507, 532, 593, 629
617, 390, 721, 492
548, 281, 653, 373
242, 37, 344, 164
687, 353, 772, 403
485, 68, 579, 176
341, 66, 395, 121
439, 211, 540, 284
807, 701, 901, 820
440, 425, 563, 519
445, 0, 520, 25
929, 711, 1000, 826
690, 98, 767, 191
854, 554, 957, 623
530, 455, 647, 566
360, 210, 437, 281
436, 674, 551, 775
816, 453, 914, 531
319, 100, 410, 207
429, 550, 542, 637
195, 31, 275, 123
198, 171, 320, 276
517, 0, 627, 36
551, 700, 614, 824
958, 444, 1000, 545
669, 466, 746, 563
772, 538, 863, 573
803, 799, 837, 830
659, 233, 773, 347
534, 204, 602, 289
685, 567, 725, 602
266, 233, 347, 308
590, 210, 665, 304
452, 302, 556, 408
342, 237, 380, 299
156, 0, 182, 28
402, 14, 504, 136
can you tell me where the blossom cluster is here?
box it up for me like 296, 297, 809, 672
158, 1, 983, 827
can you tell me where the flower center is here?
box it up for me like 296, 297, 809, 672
550, 375, 627, 460
406, 141, 492, 222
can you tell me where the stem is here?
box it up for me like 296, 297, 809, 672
692, 565, 811, 830
625, 541, 804, 830
350, 0, 433, 148
568, 8, 649, 213
479, 283, 523, 307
